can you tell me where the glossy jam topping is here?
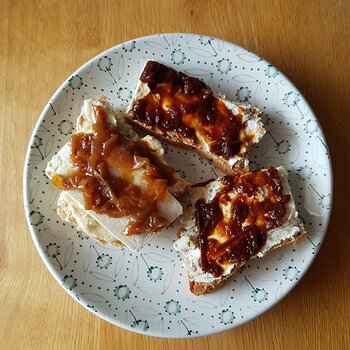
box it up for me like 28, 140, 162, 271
130, 61, 250, 160
52, 105, 178, 235
195, 167, 291, 277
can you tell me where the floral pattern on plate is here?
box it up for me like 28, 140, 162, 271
23, 33, 332, 338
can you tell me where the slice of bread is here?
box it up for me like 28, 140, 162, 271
174, 166, 306, 295
46, 97, 188, 251
126, 61, 265, 175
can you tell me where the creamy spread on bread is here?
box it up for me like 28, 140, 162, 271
174, 167, 305, 284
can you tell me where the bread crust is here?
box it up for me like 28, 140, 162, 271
95, 237, 124, 248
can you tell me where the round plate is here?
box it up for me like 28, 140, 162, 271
23, 34, 332, 338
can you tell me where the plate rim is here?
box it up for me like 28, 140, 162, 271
23, 32, 334, 338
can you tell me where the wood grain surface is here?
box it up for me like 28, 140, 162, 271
1, 0, 349, 349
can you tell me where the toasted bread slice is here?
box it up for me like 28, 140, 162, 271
46, 97, 187, 251
126, 61, 265, 175
174, 166, 306, 295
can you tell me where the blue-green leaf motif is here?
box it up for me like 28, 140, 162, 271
81, 293, 108, 303
132, 256, 139, 286
63, 242, 74, 267
89, 271, 116, 282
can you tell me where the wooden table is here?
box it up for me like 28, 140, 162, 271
1, 0, 349, 348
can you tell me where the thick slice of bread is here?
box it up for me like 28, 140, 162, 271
126, 61, 265, 175
174, 166, 306, 295
46, 97, 187, 251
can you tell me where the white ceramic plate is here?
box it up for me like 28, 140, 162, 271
23, 34, 332, 338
